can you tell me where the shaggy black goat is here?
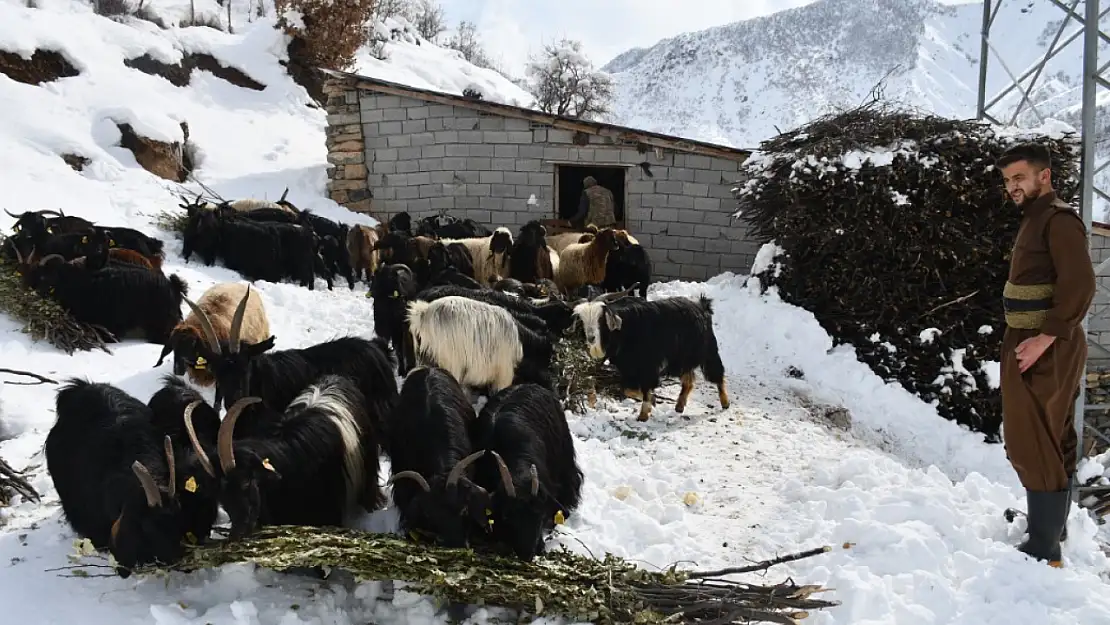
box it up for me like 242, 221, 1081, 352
603, 241, 651, 298
471, 383, 583, 560
414, 214, 491, 239
508, 220, 558, 284
573, 295, 729, 421
47, 379, 185, 577
146, 375, 222, 545
370, 263, 420, 375
211, 374, 383, 539
388, 211, 413, 235
299, 210, 355, 289
190, 310, 398, 439
5, 209, 94, 239
27, 254, 187, 344
385, 367, 491, 548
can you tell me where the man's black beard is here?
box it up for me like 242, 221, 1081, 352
1018, 186, 1043, 207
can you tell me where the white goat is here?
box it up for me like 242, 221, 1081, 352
405, 296, 523, 394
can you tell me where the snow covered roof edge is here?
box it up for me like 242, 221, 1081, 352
320, 69, 753, 162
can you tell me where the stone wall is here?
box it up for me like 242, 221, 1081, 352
323, 81, 759, 281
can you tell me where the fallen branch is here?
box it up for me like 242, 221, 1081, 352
687, 546, 834, 579
142, 525, 838, 624
0, 368, 57, 385
921, 290, 981, 318
0, 456, 39, 504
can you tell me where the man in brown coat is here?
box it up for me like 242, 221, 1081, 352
998, 142, 1095, 568
571, 175, 617, 229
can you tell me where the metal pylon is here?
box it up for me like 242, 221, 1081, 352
977, 0, 1108, 491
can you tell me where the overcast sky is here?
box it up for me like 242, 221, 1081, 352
436, 0, 976, 77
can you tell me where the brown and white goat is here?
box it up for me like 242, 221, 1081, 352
554, 228, 622, 294
346, 225, 379, 284
154, 283, 271, 386
441, 227, 513, 285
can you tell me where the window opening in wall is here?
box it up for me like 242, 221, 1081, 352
554, 164, 627, 228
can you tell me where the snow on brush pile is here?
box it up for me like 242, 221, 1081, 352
735, 103, 1081, 442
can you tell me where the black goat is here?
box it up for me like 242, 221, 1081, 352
146, 376, 222, 545
27, 254, 186, 344
508, 220, 557, 284
211, 374, 383, 539
217, 205, 299, 224
189, 308, 398, 440
603, 241, 651, 298
5, 209, 94, 239
47, 379, 184, 577
385, 367, 490, 548
471, 383, 583, 560
573, 295, 729, 421
428, 241, 475, 279
370, 263, 420, 375
388, 211, 412, 235
414, 214, 491, 239
299, 210, 355, 290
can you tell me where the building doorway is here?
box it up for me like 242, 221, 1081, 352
555, 164, 627, 227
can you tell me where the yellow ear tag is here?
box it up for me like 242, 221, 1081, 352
185, 531, 198, 544
485, 508, 492, 516
47, 227, 53, 233
81, 236, 87, 243
184, 476, 198, 493
109, 240, 116, 247
262, 458, 276, 472
554, 510, 566, 525
193, 356, 207, 370
392, 290, 399, 297
49, 287, 55, 294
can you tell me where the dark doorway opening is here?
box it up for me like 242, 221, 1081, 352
556, 164, 627, 226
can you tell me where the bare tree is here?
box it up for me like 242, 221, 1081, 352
445, 20, 493, 69
412, 0, 446, 42
524, 38, 614, 120
374, 0, 414, 21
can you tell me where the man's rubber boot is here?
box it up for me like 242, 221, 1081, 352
1017, 489, 1069, 568
1061, 475, 1074, 543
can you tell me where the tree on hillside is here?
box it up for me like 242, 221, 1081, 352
445, 20, 494, 69
412, 0, 447, 42
524, 38, 613, 120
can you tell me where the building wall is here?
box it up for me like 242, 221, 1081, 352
324, 85, 759, 281
1089, 231, 1110, 363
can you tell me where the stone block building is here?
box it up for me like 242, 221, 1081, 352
320, 70, 758, 281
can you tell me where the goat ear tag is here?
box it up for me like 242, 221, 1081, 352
109, 240, 116, 247
392, 290, 399, 297
184, 476, 198, 493
185, 531, 197, 544
262, 458, 276, 472
554, 510, 566, 525
80, 236, 87, 243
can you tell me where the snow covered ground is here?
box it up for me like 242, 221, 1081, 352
3, 1, 1110, 624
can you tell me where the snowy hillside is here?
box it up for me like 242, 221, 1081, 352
603, 0, 1110, 216
2, 0, 1110, 623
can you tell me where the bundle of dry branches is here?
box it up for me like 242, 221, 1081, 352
735, 101, 1080, 440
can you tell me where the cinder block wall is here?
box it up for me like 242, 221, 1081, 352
326, 85, 759, 281
1089, 231, 1110, 363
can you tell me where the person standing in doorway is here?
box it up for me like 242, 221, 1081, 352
998, 142, 1095, 568
571, 175, 617, 229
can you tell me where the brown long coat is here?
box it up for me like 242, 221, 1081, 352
1000, 191, 1095, 492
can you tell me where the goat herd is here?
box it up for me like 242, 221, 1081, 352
0, 197, 732, 581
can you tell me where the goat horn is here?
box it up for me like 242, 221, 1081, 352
279, 187, 289, 202
13, 244, 24, 265
183, 400, 217, 478
4, 209, 19, 218
131, 461, 163, 508
39, 209, 64, 217
217, 397, 262, 472
181, 295, 222, 353
227, 286, 252, 353
530, 464, 539, 496
591, 284, 639, 303
38, 253, 65, 266
446, 450, 486, 487
490, 451, 516, 498
388, 471, 431, 492
163, 436, 176, 500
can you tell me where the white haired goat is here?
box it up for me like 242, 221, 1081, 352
405, 295, 523, 394
441, 227, 514, 285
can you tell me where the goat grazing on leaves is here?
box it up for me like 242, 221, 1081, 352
47, 379, 186, 577
385, 366, 491, 548
471, 383, 583, 560
209, 375, 383, 539
371, 263, 420, 375
25, 253, 187, 344
573, 294, 729, 421
406, 296, 554, 395
154, 283, 270, 386
146, 376, 223, 545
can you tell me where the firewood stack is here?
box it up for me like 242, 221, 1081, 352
734, 100, 1080, 442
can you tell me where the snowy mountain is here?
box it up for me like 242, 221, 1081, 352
2, 0, 1110, 623
604, 0, 1108, 171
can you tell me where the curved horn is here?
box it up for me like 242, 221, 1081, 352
183, 400, 217, 478
39, 209, 64, 217
181, 295, 222, 353
530, 464, 539, 496
216, 397, 262, 472
490, 451, 516, 498
227, 287, 252, 353
13, 244, 24, 265
131, 461, 163, 507
279, 187, 289, 202
591, 284, 639, 303
4, 209, 19, 218
38, 253, 65, 266
446, 450, 486, 487
163, 436, 176, 500
388, 471, 431, 492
